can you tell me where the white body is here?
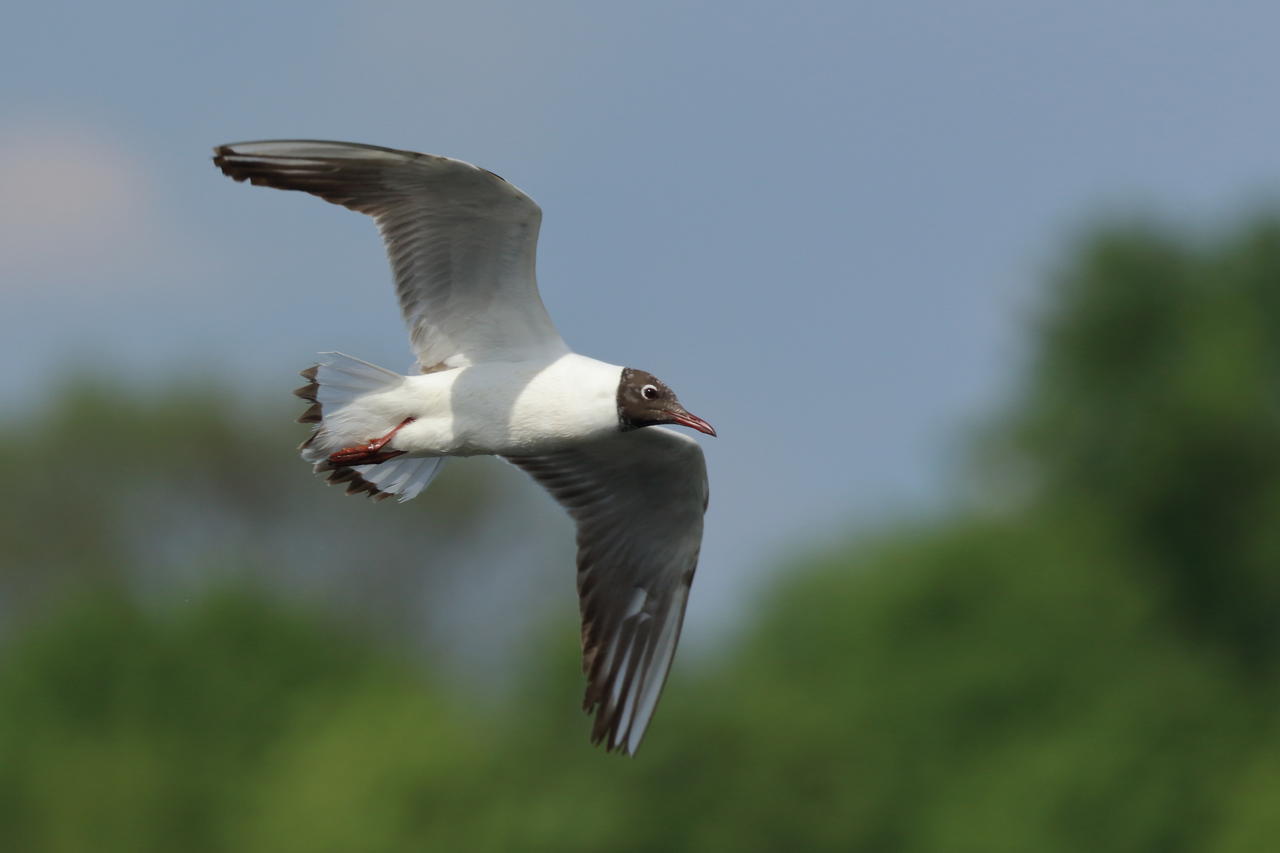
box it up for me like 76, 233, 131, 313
322, 353, 625, 457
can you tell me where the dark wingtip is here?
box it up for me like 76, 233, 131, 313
587, 728, 632, 757
211, 144, 249, 182
346, 479, 377, 497
294, 366, 321, 425
311, 463, 393, 502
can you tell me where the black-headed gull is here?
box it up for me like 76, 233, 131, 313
213, 140, 714, 755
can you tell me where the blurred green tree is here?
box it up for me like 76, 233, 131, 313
0, 376, 515, 645
0, 590, 473, 852
996, 218, 1280, 671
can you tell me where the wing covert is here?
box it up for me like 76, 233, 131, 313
213, 139, 568, 370
507, 427, 709, 754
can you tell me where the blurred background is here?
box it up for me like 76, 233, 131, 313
4, 1, 1280, 850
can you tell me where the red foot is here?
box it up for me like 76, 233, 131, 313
328, 448, 406, 466
328, 418, 415, 466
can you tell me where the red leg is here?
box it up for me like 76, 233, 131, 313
328, 418, 415, 466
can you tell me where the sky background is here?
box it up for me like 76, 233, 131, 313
5, 0, 1280, 643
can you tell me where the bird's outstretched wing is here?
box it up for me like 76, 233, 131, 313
507, 427, 709, 754
213, 140, 568, 371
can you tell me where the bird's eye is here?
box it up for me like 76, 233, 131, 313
642, 384, 659, 400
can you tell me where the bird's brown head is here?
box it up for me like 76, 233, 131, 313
616, 368, 716, 436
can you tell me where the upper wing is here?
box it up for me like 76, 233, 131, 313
506, 428, 709, 755
213, 140, 568, 370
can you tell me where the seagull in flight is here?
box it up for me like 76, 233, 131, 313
212, 140, 715, 755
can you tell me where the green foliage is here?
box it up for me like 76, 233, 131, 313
2, 215, 1280, 849
708, 515, 1251, 853
0, 589, 437, 851
1003, 217, 1280, 669
0, 374, 509, 640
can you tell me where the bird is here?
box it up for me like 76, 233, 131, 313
212, 140, 715, 755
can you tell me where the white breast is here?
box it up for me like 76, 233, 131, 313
391, 353, 623, 456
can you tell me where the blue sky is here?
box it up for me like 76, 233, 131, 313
5, 1, 1280, 638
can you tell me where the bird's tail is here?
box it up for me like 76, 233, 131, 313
294, 352, 443, 502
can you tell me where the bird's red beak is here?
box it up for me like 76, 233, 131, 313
667, 408, 717, 437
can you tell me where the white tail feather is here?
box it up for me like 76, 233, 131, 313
353, 456, 445, 503
295, 352, 443, 502
312, 352, 402, 407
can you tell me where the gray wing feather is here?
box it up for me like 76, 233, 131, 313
507, 428, 708, 755
213, 139, 567, 369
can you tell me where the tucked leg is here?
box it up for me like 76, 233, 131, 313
327, 418, 415, 466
